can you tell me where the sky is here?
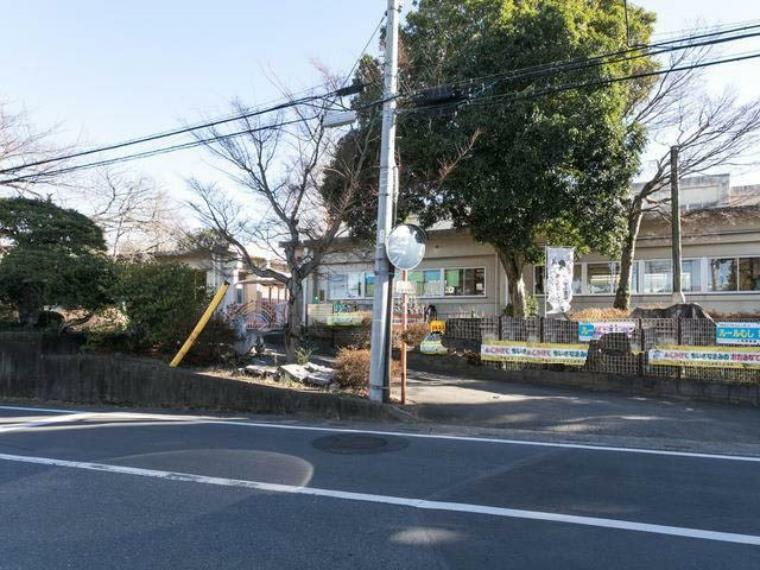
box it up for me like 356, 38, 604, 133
2, 0, 760, 215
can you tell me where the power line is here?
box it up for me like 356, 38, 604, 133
0, 86, 359, 177
2, 15, 389, 178
0, 116, 317, 185
7, 17, 760, 183
403, 50, 760, 117
647, 17, 760, 42
406, 20, 760, 97
342, 13, 386, 87
0, 94, 394, 185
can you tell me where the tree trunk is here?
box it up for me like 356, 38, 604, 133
497, 248, 527, 317
613, 207, 644, 310
284, 277, 304, 362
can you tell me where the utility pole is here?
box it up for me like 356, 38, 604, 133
368, 0, 401, 403
670, 145, 686, 304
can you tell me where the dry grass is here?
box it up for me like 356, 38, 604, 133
569, 307, 632, 321
334, 346, 401, 390
706, 311, 760, 320
393, 322, 429, 348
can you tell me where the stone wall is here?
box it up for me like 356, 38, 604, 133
0, 333, 394, 420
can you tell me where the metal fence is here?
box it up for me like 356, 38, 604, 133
444, 316, 760, 384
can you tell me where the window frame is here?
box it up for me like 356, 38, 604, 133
442, 267, 487, 298
738, 256, 760, 292
323, 267, 488, 300
532, 256, 760, 297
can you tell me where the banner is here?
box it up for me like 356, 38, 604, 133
481, 341, 587, 366
578, 321, 637, 342
716, 322, 760, 346
545, 247, 574, 314
326, 313, 365, 327
648, 345, 760, 369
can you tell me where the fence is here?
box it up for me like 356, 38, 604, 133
242, 300, 288, 331
306, 303, 424, 327
444, 316, 760, 384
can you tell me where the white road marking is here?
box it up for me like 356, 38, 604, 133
2, 404, 760, 463
0, 413, 95, 434
0, 451, 758, 546
0, 405, 86, 414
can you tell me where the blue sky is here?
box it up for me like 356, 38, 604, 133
2, 0, 760, 206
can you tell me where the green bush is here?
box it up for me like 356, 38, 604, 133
294, 345, 314, 365
525, 295, 540, 317
113, 261, 238, 363
0, 198, 114, 326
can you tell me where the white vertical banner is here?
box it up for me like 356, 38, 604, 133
545, 246, 575, 316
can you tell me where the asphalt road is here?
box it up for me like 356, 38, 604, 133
1, 404, 759, 569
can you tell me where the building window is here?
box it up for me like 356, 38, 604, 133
409, 269, 444, 297
708, 258, 737, 292
364, 273, 375, 298
586, 262, 618, 294
444, 268, 485, 296
739, 257, 760, 291
643, 260, 672, 294
681, 259, 701, 292
631, 262, 640, 294
235, 287, 244, 305
328, 272, 363, 299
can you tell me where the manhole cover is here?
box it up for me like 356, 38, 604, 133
312, 434, 409, 455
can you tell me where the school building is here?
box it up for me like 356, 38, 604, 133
304, 174, 760, 318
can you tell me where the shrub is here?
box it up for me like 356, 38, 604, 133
334, 346, 401, 390
294, 345, 314, 365
394, 322, 429, 348
113, 261, 239, 364
463, 349, 482, 366
503, 298, 539, 317
180, 314, 240, 367
113, 261, 209, 351
525, 295, 539, 317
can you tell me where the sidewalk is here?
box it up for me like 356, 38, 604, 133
405, 368, 760, 446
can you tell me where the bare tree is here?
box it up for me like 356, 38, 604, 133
189, 85, 378, 360
0, 102, 68, 197
82, 169, 180, 257
613, 47, 760, 309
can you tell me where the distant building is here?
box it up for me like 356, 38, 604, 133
304, 175, 760, 317
156, 243, 288, 328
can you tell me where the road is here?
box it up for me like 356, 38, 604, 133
1, 404, 759, 569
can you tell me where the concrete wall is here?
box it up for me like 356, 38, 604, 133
0, 334, 393, 420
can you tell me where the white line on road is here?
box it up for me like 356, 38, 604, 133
0, 450, 758, 547
2, 404, 760, 463
0, 413, 95, 434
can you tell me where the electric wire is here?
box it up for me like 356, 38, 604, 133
402, 50, 760, 117
0, 89, 354, 176
406, 20, 760, 96
0, 116, 317, 184
5, 19, 760, 183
